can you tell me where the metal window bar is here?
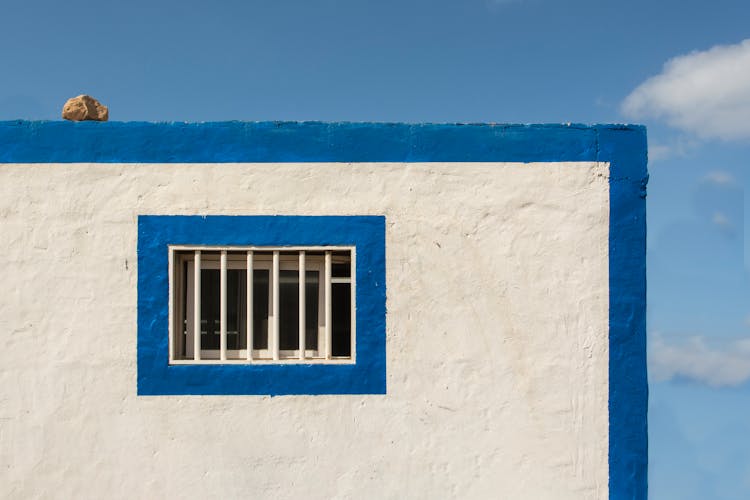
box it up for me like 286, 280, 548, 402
350, 249, 356, 362
325, 251, 332, 360
193, 250, 201, 361
175, 246, 353, 364
220, 250, 227, 361
246, 251, 253, 361
272, 250, 280, 361
298, 251, 306, 360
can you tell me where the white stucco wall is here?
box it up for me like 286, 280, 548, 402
0, 161, 610, 499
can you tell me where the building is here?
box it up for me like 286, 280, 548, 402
0, 121, 647, 499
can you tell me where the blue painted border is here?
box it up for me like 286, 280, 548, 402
0, 121, 600, 163
2, 121, 647, 499
138, 215, 386, 396
600, 127, 648, 500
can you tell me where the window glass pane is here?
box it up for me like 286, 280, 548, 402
331, 263, 350, 278
252, 269, 269, 350
278, 270, 299, 350
305, 271, 319, 350
331, 283, 351, 357
277, 270, 320, 352
227, 269, 246, 351
200, 269, 220, 349
175, 249, 351, 361
332, 251, 351, 277
181, 260, 188, 358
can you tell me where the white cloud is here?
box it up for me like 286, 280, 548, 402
650, 334, 750, 387
647, 136, 699, 163
712, 211, 732, 229
648, 144, 673, 162
704, 171, 736, 186
622, 39, 750, 141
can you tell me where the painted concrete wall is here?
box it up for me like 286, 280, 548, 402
0, 161, 610, 499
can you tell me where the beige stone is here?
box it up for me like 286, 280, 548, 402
61, 94, 109, 121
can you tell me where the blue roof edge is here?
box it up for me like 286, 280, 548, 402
0, 120, 644, 164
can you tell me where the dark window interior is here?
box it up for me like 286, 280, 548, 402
178, 249, 351, 359
331, 282, 351, 357
251, 270, 270, 350
279, 270, 320, 350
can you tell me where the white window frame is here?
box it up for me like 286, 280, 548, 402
168, 246, 356, 365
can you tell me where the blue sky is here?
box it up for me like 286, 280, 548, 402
2, 0, 748, 497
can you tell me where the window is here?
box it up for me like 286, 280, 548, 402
170, 247, 354, 363
137, 215, 385, 395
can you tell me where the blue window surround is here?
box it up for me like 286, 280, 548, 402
0, 121, 648, 500
138, 215, 386, 396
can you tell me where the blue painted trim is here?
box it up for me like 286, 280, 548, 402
137, 215, 387, 396
0, 121, 600, 163
600, 127, 648, 500
5, 121, 646, 498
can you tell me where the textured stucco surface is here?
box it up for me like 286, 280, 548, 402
0, 161, 610, 499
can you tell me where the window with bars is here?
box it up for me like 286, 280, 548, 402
138, 214, 385, 395
170, 247, 355, 364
